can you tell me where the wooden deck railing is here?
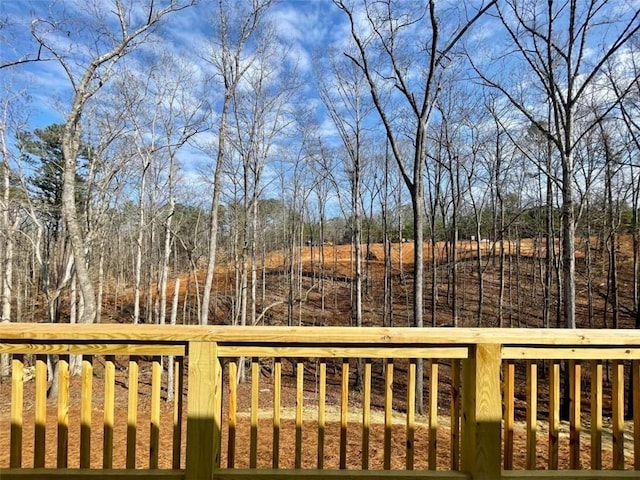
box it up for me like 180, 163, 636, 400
1, 324, 639, 479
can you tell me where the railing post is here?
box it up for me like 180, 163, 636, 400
186, 340, 222, 480
461, 343, 502, 480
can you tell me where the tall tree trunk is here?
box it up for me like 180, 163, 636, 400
202, 97, 229, 326
167, 278, 180, 402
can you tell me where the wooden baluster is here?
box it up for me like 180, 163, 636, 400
57, 355, 70, 468
34, 354, 47, 467
451, 358, 461, 471
548, 359, 560, 470
503, 360, 515, 470
612, 360, 625, 470
569, 360, 581, 470
250, 358, 259, 468
227, 360, 237, 468
103, 355, 116, 468
406, 358, 416, 470
150, 355, 162, 468
273, 358, 281, 469
429, 359, 439, 470
80, 355, 93, 468
296, 360, 304, 469
127, 356, 139, 469
185, 341, 220, 480
590, 360, 603, 470
526, 360, 537, 469
340, 359, 349, 469
363, 358, 372, 470
172, 356, 184, 470
461, 344, 502, 480
384, 359, 394, 470
634, 360, 640, 471
317, 361, 326, 469
10, 354, 23, 468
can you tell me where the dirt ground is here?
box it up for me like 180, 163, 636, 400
1, 238, 637, 471
0, 363, 628, 471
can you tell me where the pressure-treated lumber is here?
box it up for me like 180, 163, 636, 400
429, 360, 439, 470
126, 357, 139, 469
272, 359, 281, 469
10, 354, 23, 468
185, 341, 220, 480
503, 361, 515, 470
526, 361, 537, 470
57, 356, 70, 468
548, 360, 560, 470
461, 343, 502, 480
34, 355, 47, 468
590, 361, 602, 470
0, 470, 186, 480
406, 358, 416, 470
213, 471, 470, 479
4, 324, 640, 346
502, 472, 640, 479
103, 355, 116, 469
80, 356, 93, 468
150, 356, 162, 469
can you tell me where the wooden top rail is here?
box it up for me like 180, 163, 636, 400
1, 323, 640, 347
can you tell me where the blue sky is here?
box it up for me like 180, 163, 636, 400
0, 0, 357, 207
0, 0, 346, 126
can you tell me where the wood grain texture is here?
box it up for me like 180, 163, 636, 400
214, 470, 471, 479
0, 343, 184, 356
213, 470, 470, 479
126, 358, 139, 469
461, 344, 502, 480
634, 360, 640, 470
429, 360, 438, 471
363, 359, 372, 470
340, 360, 349, 470
612, 360, 625, 470
0, 469, 186, 480
4, 323, 640, 347
590, 361, 602, 470
103, 356, 116, 469
80, 356, 93, 468
296, 361, 304, 469
548, 360, 560, 470
217, 346, 468, 359
569, 360, 581, 470
57, 356, 70, 468
185, 341, 218, 480
227, 360, 237, 468
503, 361, 515, 470
526, 361, 537, 470
10, 354, 23, 468
250, 359, 259, 469
450, 359, 461, 472
406, 359, 416, 470
34, 355, 47, 468
172, 357, 184, 470
272, 359, 281, 469
384, 360, 393, 471
150, 356, 162, 469
318, 361, 326, 469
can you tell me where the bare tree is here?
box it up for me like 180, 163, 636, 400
319, 50, 373, 385
335, 0, 496, 411
200, 0, 272, 326
29, 0, 197, 324
470, 0, 640, 328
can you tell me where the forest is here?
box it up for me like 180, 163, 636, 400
1, 0, 640, 351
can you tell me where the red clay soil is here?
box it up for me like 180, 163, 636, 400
0, 356, 627, 472
1, 239, 636, 471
